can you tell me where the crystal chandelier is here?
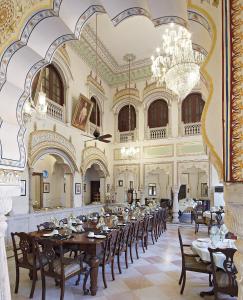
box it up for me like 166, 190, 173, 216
121, 54, 139, 159
151, 24, 204, 100
24, 69, 47, 121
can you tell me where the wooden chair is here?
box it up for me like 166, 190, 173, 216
193, 205, 206, 233
35, 237, 89, 300
100, 230, 118, 288
11, 232, 40, 298
116, 224, 131, 273
135, 216, 150, 256
37, 222, 55, 231
128, 220, 140, 263
178, 228, 212, 295
208, 247, 238, 300
148, 213, 158, 244
77, 215, 87, 222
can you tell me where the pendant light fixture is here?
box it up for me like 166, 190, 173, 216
121, 54, 139, 158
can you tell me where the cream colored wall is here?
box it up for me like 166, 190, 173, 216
14, 38, 221, 215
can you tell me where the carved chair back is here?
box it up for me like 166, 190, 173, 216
208, 247, 238, 297
102, 230, 118, 265
11, 232, 36, 269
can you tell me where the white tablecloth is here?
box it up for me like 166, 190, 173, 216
191, 239, 236, 269
203, 211, 225, 221
179, 198, 197, 212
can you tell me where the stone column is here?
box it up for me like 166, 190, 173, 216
223, 183, 243, 300
0, 170, 20, 300
172, 186, 180, 223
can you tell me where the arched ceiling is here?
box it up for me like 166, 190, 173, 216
70, 8, 212, 86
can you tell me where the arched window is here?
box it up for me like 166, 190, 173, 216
90, 97, 101, 126
182, 93, 205, 123
31, 64, 64, 106
148, 99, 168, 128
118, 105, 136, 132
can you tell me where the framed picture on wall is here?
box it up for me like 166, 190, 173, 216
201, 183, 208, 197
20, 180, 26, 196
43, 182, 50, 193
75, 183, 81, 194
83, 184, 86, 192
118, 180, 123, 187
72, 94, 93, 131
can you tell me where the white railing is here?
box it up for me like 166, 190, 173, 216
183, 122, 201, 136
119, 130, 135, 143
148, 126, 167, 140
46, 98, 65, 122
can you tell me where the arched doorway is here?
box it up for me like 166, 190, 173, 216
31, 153, 73, 210
83, 163, 106, 205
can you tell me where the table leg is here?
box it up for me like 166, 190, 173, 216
89, 256, 99, 296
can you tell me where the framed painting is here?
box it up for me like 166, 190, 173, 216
201, 183, 208, 197
20, 180, 26, 196
72, 94, 93, 131
75, 183, 81, 194
118, 180, 123, 187
43, 182, 50, 193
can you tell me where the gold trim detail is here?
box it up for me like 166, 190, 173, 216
188, 1, 223, 179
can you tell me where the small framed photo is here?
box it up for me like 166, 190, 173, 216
118, 180, 123, 187
20, 180, 26, 196
83, 183, 86, 192
43, 182, 50, 193
75, 183, 81, 194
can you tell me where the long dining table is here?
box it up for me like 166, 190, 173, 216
30, 229, 105, 296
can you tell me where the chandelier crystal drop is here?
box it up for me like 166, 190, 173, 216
151, 24, 204, 100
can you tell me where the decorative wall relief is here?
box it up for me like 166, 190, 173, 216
176, 142, 206, 156
143, 145, 173, 159
81, 146, 109, 177
28, 130, 77, 172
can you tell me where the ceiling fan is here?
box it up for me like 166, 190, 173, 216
82, 129, 112, 143
82, 14, 112, 145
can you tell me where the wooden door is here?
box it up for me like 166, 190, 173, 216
91, 181, 100, 202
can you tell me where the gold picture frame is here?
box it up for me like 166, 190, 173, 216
72, 94, 93, 131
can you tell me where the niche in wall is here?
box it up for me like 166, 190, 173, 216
31, 154, 73, 210
83, 163, 106, 205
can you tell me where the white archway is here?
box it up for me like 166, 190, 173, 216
0, 0, 189, 170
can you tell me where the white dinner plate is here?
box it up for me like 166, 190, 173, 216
94, 235, 106, 239
43, 233, 54, 237
197, 238, 210, 242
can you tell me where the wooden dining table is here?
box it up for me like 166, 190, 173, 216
30, 228, 106, 296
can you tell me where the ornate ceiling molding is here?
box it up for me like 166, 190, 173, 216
70, 9, 211, 87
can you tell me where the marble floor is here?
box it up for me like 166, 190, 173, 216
8, 224, 236, 300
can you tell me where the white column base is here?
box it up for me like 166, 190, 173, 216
0, 215, 11, 300
172, 186, 180, 223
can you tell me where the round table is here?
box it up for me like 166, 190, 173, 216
191, 238, 236, 270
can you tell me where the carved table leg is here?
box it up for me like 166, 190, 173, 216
89, 256, 99, 296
